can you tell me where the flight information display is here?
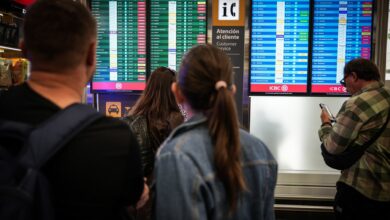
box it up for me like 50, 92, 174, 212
91, 0, 146, 92
150, 0, 207, 72
311, 0, 373, 94
250, 0, 310, 94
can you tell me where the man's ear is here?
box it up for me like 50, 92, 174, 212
351, 72, 358, 82
84, 41, 96, 83
171, 82, 185, 104
86, 41, 96, 67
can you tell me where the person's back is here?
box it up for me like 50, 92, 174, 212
0, 0, 145, 219
122, 67, 183, 220
319, 58, 390, 219
123, 67, 184, 177
154, 44, 277, 220
155, 116, 277, 219
0, 84, 144, 220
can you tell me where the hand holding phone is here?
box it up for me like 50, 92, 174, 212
319, 103, 336, 122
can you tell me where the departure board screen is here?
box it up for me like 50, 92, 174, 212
311, 0, 373, 94
250, 0, 310, 94
150, 0, 207, 71
91, 0, 146, 92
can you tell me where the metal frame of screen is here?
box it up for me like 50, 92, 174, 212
249, 0, 375, 96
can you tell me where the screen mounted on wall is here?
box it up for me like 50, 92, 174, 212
250, 0, 310, 94
91, 0, 146, 92
311, 0, 373, 95
249, 0, 374, 96
149, 0, 207, 72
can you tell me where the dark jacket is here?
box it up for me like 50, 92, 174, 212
122, 115, 154, 176
122, 112, 183, 176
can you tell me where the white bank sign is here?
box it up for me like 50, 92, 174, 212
218, 0, 239, 20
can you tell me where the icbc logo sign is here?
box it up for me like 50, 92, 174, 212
218, 0, 239, 20
115, 82, 123, 90
269, 85, 289, 92
329, 86, 346, 92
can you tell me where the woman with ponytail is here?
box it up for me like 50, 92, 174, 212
154, 44, 277, 220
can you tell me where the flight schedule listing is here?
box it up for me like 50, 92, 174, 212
150, 0, 206, 71
311, 0, 372, 94
250, 0, 309, 94
91, 0, 146, 91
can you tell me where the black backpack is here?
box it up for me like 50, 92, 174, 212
0, 104, 103, 220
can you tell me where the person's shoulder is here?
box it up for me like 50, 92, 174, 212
122, 114, 143, 121
94, 115, 129, 128
121, 114, 145, 126
346, 84, 390, 113
155, 126, 211, 176
239, 129, 276, 162
168, 111, 184, 128
239, 129, 265, 146
380, 84, 390, 98
70, 115, 140, 158
84, 115, 133, 140
170, 111, 184, 120
158, 123, 208, 157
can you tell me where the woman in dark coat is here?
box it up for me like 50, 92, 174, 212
122, 67, 184, 220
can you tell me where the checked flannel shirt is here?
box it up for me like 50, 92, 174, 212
319, 81, 390, 201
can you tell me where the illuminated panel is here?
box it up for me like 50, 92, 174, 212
150, 0, 207, 71
250, 0, 309, 94
91, 0, 146, 92
311, 0, 372, 94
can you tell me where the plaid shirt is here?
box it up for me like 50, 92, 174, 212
319, 81, 390, 201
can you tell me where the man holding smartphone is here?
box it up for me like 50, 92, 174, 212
319, 58, 390, 219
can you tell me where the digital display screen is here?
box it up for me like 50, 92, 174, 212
311, 0, 373, 94
91, 0, 146, 92
150, 0, 207, 71
250, 0, 310, 94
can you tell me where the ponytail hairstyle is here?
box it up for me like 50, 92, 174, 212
178, 44, 246, 212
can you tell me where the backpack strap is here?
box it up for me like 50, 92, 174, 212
18, 103, 104, 168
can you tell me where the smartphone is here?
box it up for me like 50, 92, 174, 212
319, 103, 336, 122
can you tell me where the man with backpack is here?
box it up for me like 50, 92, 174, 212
0, 0, 148, 219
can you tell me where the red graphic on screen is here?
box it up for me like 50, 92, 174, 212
251, 84, 307, 93
13, 0, 36, 6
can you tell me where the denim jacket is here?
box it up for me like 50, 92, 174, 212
154, 114, 278, 220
